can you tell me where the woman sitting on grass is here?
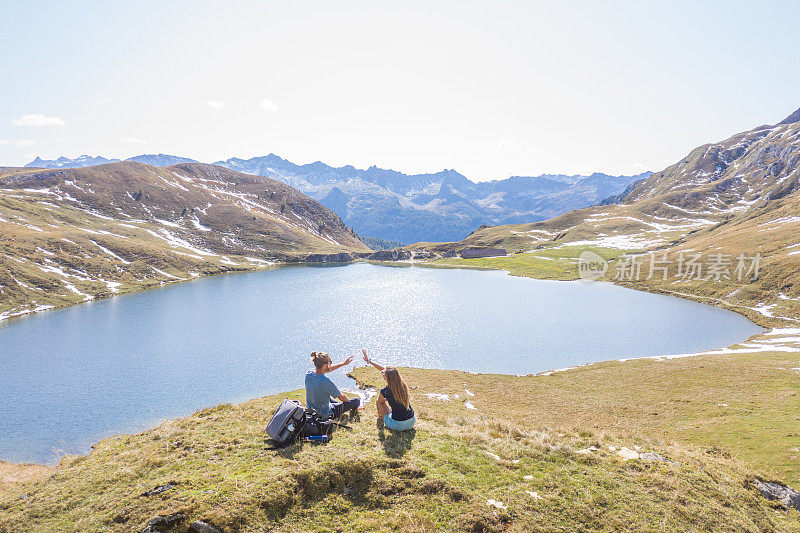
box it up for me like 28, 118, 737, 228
362, 349, 415, 431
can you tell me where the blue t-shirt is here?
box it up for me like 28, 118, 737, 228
305, 371, 340, 418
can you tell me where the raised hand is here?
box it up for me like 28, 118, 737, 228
362, 350, 384, 371
343, 355, 354, 365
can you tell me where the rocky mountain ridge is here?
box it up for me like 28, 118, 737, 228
25, 154, 199, 168
212, 156, 649, 243
24, 154, 648, 243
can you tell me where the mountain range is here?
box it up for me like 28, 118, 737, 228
25, 154, 199, 168
25, 154, 649, 243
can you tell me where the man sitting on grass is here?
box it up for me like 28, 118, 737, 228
305, 351, 360, 420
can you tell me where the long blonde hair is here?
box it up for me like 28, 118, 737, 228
384, 367, 410, 409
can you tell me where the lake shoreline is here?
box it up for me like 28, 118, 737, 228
2, 321, 786, 471
1, 254, 783, 330
0, 257, 781, 470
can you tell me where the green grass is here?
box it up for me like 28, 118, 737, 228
1, 367, 799, 532
431, 246, 635, 280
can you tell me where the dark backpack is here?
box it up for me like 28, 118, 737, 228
300, 410, 338, 438
265, 399, 306, 444
265, 400, 345, 447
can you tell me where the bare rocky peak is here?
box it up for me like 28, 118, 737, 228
777, 107, 800, 125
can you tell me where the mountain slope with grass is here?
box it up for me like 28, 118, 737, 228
415, 107, 800, 328
1, 362, 798, 532
0, 162, 369, 321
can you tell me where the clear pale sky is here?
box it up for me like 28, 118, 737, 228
1, 1, 798, 180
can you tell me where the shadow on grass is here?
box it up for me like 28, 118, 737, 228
263, 439, 303, 459
377, 417, 416, 458
339, 410, 360, 426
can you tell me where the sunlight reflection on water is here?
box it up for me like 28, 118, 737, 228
0, 263, 762, 463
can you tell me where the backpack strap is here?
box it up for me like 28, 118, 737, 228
306, 408, 351, 429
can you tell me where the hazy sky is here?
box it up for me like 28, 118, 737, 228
1, 1, 799, 180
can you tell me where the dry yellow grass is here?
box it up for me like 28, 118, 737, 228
0, 461, 54, 490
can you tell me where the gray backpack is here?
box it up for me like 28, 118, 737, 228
265, 399, 306, 444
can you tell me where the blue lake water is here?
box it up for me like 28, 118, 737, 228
0, 263, 762, 464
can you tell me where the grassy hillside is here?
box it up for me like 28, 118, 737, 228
0, 162, 369, 321
354, 356, 800, 488
411, 109, 800, 330
2, 363, 798, 532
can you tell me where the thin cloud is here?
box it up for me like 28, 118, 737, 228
11, 114, 65, 126
206, 100, 226, 110
122, 137, 147, 144
496, 139, 513, 152
259, 98, 279, 112
0, 139, 37, 148
96, 97, 113, 105
496, 138, 543, 155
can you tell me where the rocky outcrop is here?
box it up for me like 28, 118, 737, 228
140, 513, 186, 532
140, 483, 177, 497
364, 249, 413, 261
750, 479, 800, 511
303, 252, 360, 263
188, 520, 222, 533
302, 248, 440, 263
